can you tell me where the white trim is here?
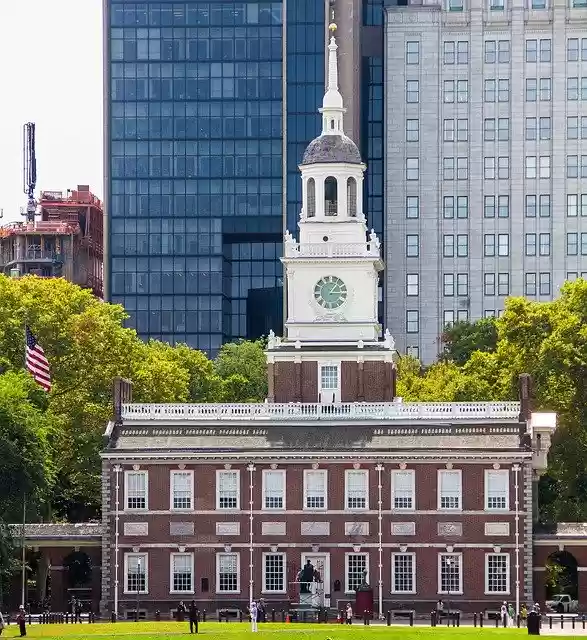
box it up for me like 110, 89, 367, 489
170, 470, 194, 511
344, 469, 369, 511
437, 469, 462, 512
437, 552, 463, 595
113, 508, 527, 517
123, 552, 148, 594
391, 552, 416, 594
170, 552, 195, 595
344, 552, 369, 594
262, 551, 287, 594
484, 552, 510, 596
318, 362, 341, 404
124, 470, 148, 511
484, 469, 509, 511
261, 469, 286, 511
391, 469, 415, 511
216, 469, 240, 511
303, 469, 328, 511
216, 552, 241, 594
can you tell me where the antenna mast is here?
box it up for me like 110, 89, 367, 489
22, 122, 37, 223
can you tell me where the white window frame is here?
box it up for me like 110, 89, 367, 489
345, 469, 369, 510
437, 469, 462, 511
319, 362, 341, 404
262, 469, 286, 511
262, 552, 287, 594
438, 552, 463, 595
485, 553, 510, 595
391, 552, 416, 594
345, 552, 369, 594
303, 469, 328, 510
124, 552, 148, 594
125, 470, 148, 511
216, 469, 240, 510
485, 469, 509, 511
216, 552, 240, 594
170, 470, 194, 511
170, 552, 195, 594
406, 273, 419, 296
391, 469, 415, 511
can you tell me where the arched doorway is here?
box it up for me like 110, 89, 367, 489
545, 550, 578, 604
63, 550, 93, 612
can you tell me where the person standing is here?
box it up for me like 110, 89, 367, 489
500, 601, 508, 627
520, 604, 528, 626
188, 600, 198, 634
17, 605, 26, 637
250, 600, 258, 632
345, 603, 353, 625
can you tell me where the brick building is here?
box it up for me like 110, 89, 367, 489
95, 25, 557, 620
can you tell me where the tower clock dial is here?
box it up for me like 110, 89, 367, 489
314, 276, 348, 309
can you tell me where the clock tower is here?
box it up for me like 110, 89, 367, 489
266, 23, 396, 404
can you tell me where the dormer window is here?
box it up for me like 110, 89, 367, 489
347, 178, 357, 217
307, 178, 316, 217
325, 177, 338, 216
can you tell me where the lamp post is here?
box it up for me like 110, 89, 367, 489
513, 464, 521, 617
445, 558, 452, 628
113, 464, 122, 621
375, 464, 384, 619
135, 558, 141, 622
247, 464, 256, 605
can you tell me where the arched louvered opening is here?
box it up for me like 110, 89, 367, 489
307, 178, 316, 218
347, 177, 357, 217
324, 177, 338, 216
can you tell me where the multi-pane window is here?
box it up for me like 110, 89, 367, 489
457, 41, 469, 64
263, 553, 285, 592
457, 80, 468, 102
568, 272, 578, 281
485, 40, 511, 62
568, 232, 579, 255
485, 469, 509, 510
539, 233, 551, 256
526, 156, 537, 179
406, 346, 419, 359
406, 310, 419, 333
525, 273, 537, 296
540, 117, 551, 140
444, 119, 455, 142
457, 119, 468, 141
484, 157, 495, 180
443, 157, 455, 180
443, 80, 455, 103
443, 310, 455, 326
525, 234, 537, 256
484, 273, 496, 296
566, 194, 587, 217
406, 158, 419, 180
406, 119, 419, 142
484, 79, 496, 102
568, 117, 578, 140
406, 234, 419, 257
444, 41, 456, 64
304, 469, 327, 509
484, 118, 495, 141
498, 196, 509, 218
498, 157, 509, 180
438, 469, 462, 510
498, 273, 509, 296
498, 118, 509, 140
392, 554, 415, 593
498, 234, 509, 256
171, 471, 193, 510
567, 38, 587, 62
457, 273, 468, 296
539, 272, 551, 296
439, 553, 462, 594
444, 196, 454, 219
407, 274, 419, 296
568, 76, 579, 101
263, 470, 285, 510
444, 273, 455, 296
540, 195, 550, 217
526, 38, 550, 62
125, 553, 147, 593
443, 234, 455, 258
540, 78, 551, 101
448, 0, 464, 10
526, 195, 536, 217
457, 157, 468, 180
391, 470, 415, 510
346, 470, 368, 510
406, 196, 419, 218
526, 117, 537, 140
457, 235, 468, 257
484, 196, 495, 218
217, 553, 239, 593
126, 471, 148, 510
217, 470, 239, 510
406, 41, 420, 65
484, 234, 495, 257
171, 553, 194, 593
320, 364, 338, 400
582, 233, 587, 255
346, 554, 368, 593
406, 80, 419, 103
486, 554, 510, 594
526, 78, 537, 102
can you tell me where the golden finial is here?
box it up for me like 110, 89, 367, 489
329, 22, 337, 32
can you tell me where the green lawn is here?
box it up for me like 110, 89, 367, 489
0, 621, 530, 640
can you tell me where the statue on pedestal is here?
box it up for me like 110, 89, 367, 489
297, 559, 320, 594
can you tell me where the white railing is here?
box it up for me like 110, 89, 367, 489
121, 401, 520, 422
284, 242, 380, 258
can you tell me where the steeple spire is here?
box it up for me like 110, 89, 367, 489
319, 23, 346, 136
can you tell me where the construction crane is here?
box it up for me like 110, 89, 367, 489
22, 122, 37, 223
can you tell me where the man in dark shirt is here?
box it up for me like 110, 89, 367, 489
188, 600, 198, 634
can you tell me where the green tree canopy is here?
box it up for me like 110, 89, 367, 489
440, 317, 498, 365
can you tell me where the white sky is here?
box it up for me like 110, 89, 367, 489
0, 0, 103, 223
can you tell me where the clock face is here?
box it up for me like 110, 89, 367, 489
314, 276, 348, 309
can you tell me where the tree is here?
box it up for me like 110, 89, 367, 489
214, 339, 268, 402
440, 318, 498, 365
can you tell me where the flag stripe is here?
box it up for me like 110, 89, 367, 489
25, 327, 52, 392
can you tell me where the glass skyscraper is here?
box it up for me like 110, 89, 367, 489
104, 0, 384, 354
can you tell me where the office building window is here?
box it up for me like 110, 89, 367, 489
457, 196, 468, 218
406, 196, 419, 219
484, 79, 496, 102
406, 274, 419, 296
485, 41, 497, 62
444, 119, 455, 142
406, 80, 419, 103
456, 273, 468, 296
539, 195, 550, 217
526, 78, 537, 101
484, 235, 496, 257
457, 157, 468, 180
392, 553, 415, 593
457, 80, 468, 102
498, 157, 509, 180
498, 234, 509, 256
498, 40, 510, 62
540, 117, 551, 140
457, 119, 468, 141
525, 273, 537, 296
406, 346, 419, 359
406, 41, 420, 65
406, 119, 419, 142
568, 272, 578, 281
444, 273, 455, 296
484, 310, 496, 318
457, 41, 469, 63
566, 154, 576, 177
498, 273, 509, 296
539, 77, 551, 101
498, 195, 509, 218
406, 158, 419, 180
406, 310, 419, 333
484, 195, 495, 218
582, 232, 587, 254
567, 232, 578, 256
443, 80, 455, 103
539, 39, 551, 61
567, 116, 578, 140
525, 195, 536, 217
457, 310, 468, 322
568, 38, 580, 61
444, 41, 456, 64
485, 41, 510, 62
457, 234, 468, 257
484, 118, 495, 141
539, 272, 551, 296
443, 157, 455, 181
443, 310, 455, 326
539, 156, 550, 179
498, 79, 509, 102
568, 77, 579, 101
486, 554, 510, 594
447, 0, 464, 10
484, 157, 495, 180
443, 235, 454, 258
567, 194, 578, 217
526, 39, 538, 62
526, 117, 537, 141
539, 233, 551, 256
484, 273, 496, 296
526, 156, 537, 179
525, 234, 537, 256
438, 470, 462, 510
406, 234, 419, 257
443, 196, 454, 219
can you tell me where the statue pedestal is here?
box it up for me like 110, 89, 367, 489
355, 588, 373, 618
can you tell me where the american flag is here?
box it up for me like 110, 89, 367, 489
25, 326, 52, 392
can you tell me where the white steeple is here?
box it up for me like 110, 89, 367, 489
320, 23, 345, 136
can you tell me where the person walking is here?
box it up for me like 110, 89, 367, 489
500, 601, 508, 627
345, 603, 353, 625
520, 604, 528, 626
250, 600, 258, 632
17, 605, 26, 637
188, 600, 198, 634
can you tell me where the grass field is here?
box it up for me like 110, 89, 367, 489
0, 621, 531, 640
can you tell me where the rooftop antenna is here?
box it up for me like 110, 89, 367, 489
22, 122, 37, 223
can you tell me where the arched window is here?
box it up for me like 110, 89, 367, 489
347, 177, 357, 217
330, 119, 335, 131
324, 177, 338, 216
307, 178, 316, 217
